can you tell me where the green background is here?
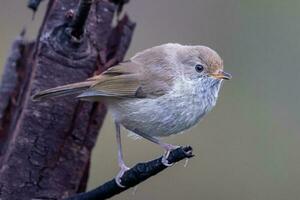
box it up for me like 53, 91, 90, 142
1, 0, 300, 199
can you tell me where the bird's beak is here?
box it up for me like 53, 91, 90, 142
209, 71, 232, 80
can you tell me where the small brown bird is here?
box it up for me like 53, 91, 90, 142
33, 43, 231, 187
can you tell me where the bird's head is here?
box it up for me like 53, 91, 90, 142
177, 45, 231, 82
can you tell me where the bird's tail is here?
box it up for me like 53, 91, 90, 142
32, 81, 94, 101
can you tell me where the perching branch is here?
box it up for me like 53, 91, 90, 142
65, 146, 194, 200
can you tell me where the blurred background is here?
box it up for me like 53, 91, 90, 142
1, 0, 300, 199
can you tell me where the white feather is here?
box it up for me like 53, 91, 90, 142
108, 75, 222, 138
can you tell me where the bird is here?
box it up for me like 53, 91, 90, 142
32, 43, 231, 187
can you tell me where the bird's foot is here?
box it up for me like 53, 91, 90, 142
161, 143, 180, 167
115, 164, 130, 188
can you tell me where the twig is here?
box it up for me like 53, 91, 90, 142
69, 0, 93, 39
27, 0, 44, 11
109, 0, 130, 14
65, 146, 194, 200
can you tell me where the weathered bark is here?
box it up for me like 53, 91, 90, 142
0, 0, 135, 199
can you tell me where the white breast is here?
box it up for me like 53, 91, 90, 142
109, 77, 222, 137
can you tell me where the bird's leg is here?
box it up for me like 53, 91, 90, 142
136, 132, 180, 167
115, 122, 130, 187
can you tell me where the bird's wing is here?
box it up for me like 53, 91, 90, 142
78, 61, 173, 99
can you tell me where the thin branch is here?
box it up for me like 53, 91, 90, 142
69, 0, 93, 39
27, 0, 44, 11
65, 146, 194, 200
109, 0, 130, 14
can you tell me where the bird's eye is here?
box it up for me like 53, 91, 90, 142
195, 64, 204, 73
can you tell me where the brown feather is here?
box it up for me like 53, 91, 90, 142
32, 48, 178, 101
32, 81, 94, 101
78, 61, 173, 99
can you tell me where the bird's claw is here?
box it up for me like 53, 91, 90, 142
161, 144, 180, 167
115, 165, 130, 188
161, 152, 174, 167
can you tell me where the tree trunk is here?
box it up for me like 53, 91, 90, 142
0, 0, 135, 199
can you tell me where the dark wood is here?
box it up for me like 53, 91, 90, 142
0, 0, 134, 199
69, 0, 93, 39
